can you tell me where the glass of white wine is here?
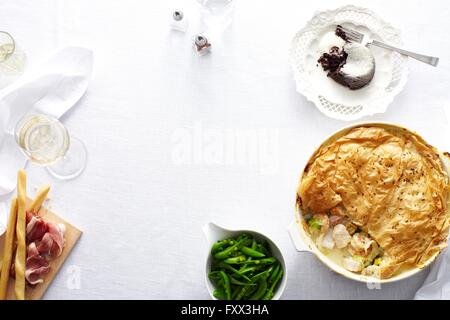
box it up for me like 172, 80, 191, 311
15, 113, 87, 180
0, 31, 26, 89
0, 32, 15, 62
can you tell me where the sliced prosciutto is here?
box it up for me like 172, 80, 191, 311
25, 243, 50, 285
24, 211, 66, 285
27, 214, 49, 243
37, 223, 66, 258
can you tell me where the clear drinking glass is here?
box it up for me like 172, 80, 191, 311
0, 32, 15, 62
0, 31, 26, 89
197, 0, 235, 30
15, 114, 88, 180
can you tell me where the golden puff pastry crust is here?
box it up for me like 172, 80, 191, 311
298, 125, 450, 278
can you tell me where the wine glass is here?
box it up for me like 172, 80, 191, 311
197, 0, 235, 30
14, 113, 87, 180
0, 31, 26, 89
0, 31, 15, 62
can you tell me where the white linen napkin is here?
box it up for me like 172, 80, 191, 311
415, 250, 450, 299
0, 46, 93, 195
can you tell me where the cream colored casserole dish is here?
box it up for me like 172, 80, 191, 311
289, 122, 450, 283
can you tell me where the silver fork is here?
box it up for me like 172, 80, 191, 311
337, 25, 439, 67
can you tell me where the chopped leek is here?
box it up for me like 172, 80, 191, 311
308, 218, 322, 230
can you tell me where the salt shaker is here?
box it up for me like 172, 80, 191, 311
193, 34, 211, 56
170, 10, 188, 32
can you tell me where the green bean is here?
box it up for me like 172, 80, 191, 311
219, 271, 231, 300
251, 265, 273, 282
230, 250, 242, 257
213, 243, 240, 260
240, 238, 253, 248
263, 268, 284, 300
216, 262, 252, 282
268, 263, 280, 285
231, 285, 242, 300
213, 238, 252, 260
234, 257, 277, 265
235, 284, 254, 300
208, 271, 222, 285
209, 270, 220, 277
211, 239, 234, 254
223, 255, 247, 264
256, 243, 270, 253
242, 284, 258, 300
237, 266, 260, 274
241, 246, 266, 258
237, 233, 251, 241
213, 289, 226, 299
262, 290, 273, 300
249, 279, 267, 300
239, 238, 257, 269
230, 276, 255, 286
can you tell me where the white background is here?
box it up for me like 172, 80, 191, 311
0, 0, 450, 299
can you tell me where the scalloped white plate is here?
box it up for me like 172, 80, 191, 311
289, 5, 408, 121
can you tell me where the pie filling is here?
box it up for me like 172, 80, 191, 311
302, 209, 384, 277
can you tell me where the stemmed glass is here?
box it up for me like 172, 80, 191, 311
0, 31, 26, 89
197, 0, 235, 31
15, 113, 88, 180
0, 32, 15, 62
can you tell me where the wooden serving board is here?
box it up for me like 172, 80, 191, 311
0, 198, 82, 300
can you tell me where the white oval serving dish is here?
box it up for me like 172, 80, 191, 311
288, 122, 450, 284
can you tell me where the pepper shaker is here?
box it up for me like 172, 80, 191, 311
170, 10, 188, 32
193, 34, 211, 56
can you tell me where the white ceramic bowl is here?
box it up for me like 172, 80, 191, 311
202, 222, 287, 299
288, 122, 450, 284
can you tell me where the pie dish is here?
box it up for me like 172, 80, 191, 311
289, 5, 408, 121
289, 123, 450, 283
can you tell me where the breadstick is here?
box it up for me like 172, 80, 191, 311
27, 185, 50, 213
14, 170, 27, 300
0, 198, 18, 300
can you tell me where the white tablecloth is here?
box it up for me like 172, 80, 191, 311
0, 0, 449, 299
